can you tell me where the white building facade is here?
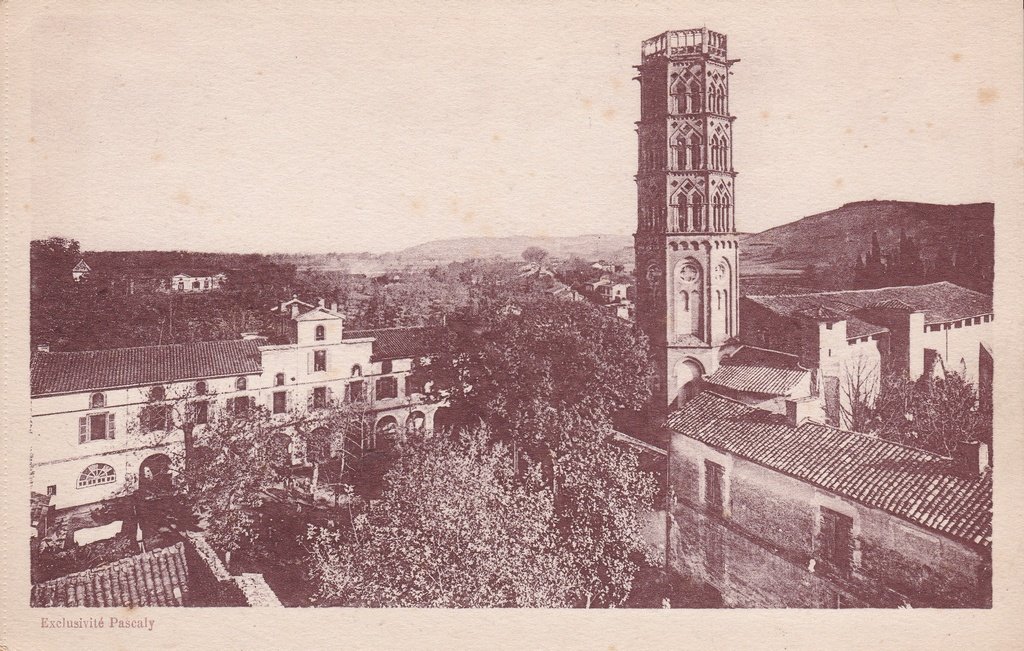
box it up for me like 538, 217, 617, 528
30, 300, 443, 510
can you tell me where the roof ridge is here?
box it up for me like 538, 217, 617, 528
697, 391, 951, 461
33, 338, 262, 356
746, 281, 964, 301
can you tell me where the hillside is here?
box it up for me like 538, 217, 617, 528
739, 201, 993, 286
390, 234, 634, 265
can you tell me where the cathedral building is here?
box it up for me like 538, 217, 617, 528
638, 29, 992, 607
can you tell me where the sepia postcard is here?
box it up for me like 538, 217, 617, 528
2, 1, 1023, 649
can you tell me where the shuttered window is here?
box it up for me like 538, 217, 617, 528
79, 413, 115, 442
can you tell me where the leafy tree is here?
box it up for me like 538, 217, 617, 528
306, 425, 658, 608
554, 421, 660, 607
307, 429, 576, 607
418, 296, 652, 474
521, 246, 549, 266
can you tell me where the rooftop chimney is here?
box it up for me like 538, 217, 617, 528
785, 396, 824, 427
291, 303, 300, 319
317, 298, 326, 308
36, 343, 50, 353
953, 440, 990, 477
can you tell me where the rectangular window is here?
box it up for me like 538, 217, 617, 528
90, 413, 109, 440
314, 350, 327, 372
47, 485, 57, 496
405, 375, 424, 396
974, 317, 981, 325
375, 376, 398, 400
273, 391, 287, 414
955, 321, 962, 329
231, 396, 250, 417
313, 387, 327, 409
345, 381, 365, 403
820, 507, 854, 575
704, 460, 725, 517
193, 400, 209, 425
141, 405, 171, 432
381, 359, 393, 374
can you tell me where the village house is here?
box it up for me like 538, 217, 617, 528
740, 282, 993, 427
29, 297, 442, 511
71, 259, 91, 282
168, 271, 227, 292
665, 391, 991, 608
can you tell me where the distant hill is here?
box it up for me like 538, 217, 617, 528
738, 200, 993, 292
387, 201, 993, 290
390, 233, 634, 265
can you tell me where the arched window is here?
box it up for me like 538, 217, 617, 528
686, 77, 702, 113
351, 364, 362, 377
77, 463, 116, 489
195, 381, 207, 395
275, 373, 285, 387
149, 386, 165, 402
90, 393, 105, 409
235, 377, 247, 391
315, 325, 326, 341
687, 192, 705, 231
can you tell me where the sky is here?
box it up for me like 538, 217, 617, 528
27, 1, 1024, 254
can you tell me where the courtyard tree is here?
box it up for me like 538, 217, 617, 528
306, 425, 658, 608
307, 428, 576, 607
417, 296, 653, 471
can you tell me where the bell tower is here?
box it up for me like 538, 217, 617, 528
633, 29, 740, 407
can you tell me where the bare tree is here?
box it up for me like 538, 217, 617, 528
838, 352, 880, 432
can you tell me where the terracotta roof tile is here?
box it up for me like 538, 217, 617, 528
31, 339, 264, 396
343, 326, 441, 361
667, 392, 992, 548
31, 542, 190, 607
745, 282, 993, 337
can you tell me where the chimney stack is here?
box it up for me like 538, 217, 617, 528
953, 441, 990, 477
36, 343, 50, 353
785, 396, 824, 427
317, 298, 326, 308
330, 301, 338, 314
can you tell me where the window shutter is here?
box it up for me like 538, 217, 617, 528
79, 417, 87, 444
107, 413, 116, 440
307, 352, 313, 374
226, 397, 234, 415
326, 387, 333, 406
249, 396, 256, 410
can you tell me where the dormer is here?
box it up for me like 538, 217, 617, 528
276, 296, 345, 345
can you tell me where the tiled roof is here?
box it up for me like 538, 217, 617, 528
705, 364, 809, 396
343, 326, 442, 361
722, 346, 804, 369
31, 339, 264, 396
745, 282, 993, 337
667, 392, 992, 548
30, 542, 190, 607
